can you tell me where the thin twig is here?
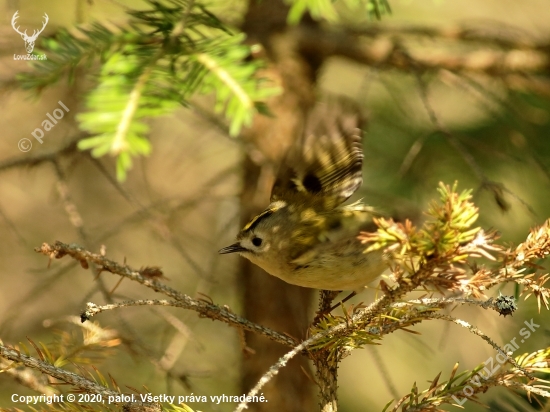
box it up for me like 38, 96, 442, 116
0, 358, 57, 396
348, 24, 545, 51
0, 139, 80, 172
235, 260, 440, 411
0, 343, 161, 411
426, 313, 531, 378
34, 242, 297, 348
414, 72, 536, 215
296, 25, 550, 76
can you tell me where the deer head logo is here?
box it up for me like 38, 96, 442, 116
11, 11, 49, 54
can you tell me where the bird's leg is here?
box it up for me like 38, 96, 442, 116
314, 290, 345, 324
313, 290, 358, 324
339, 291, 357, 305
328, 291, 356, 313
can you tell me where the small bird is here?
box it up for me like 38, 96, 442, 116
219, 97, 386, 290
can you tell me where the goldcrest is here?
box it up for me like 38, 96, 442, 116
219, 97, 386, 290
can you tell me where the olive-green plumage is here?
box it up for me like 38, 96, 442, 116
219, 97, 386, 290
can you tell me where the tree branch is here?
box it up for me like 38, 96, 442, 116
0, 343, 161, 411
297, 25, 550, 75
34, 241, 298, 348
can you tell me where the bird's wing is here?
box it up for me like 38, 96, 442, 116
270, 97, 364, 210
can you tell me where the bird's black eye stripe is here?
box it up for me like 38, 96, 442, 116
243, 209, 274, 232
252, 237, 262, 247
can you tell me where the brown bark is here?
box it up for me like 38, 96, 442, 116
238, 1, 320, 410
313, 353, 339, 412
237, 81, 317, 412
312, 291, 341, 412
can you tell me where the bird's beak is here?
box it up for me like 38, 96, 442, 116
218, 242, 247, 254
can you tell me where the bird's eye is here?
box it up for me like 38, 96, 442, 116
252, 237, 263, 247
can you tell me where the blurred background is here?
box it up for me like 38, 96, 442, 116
0, 0, 549, 411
